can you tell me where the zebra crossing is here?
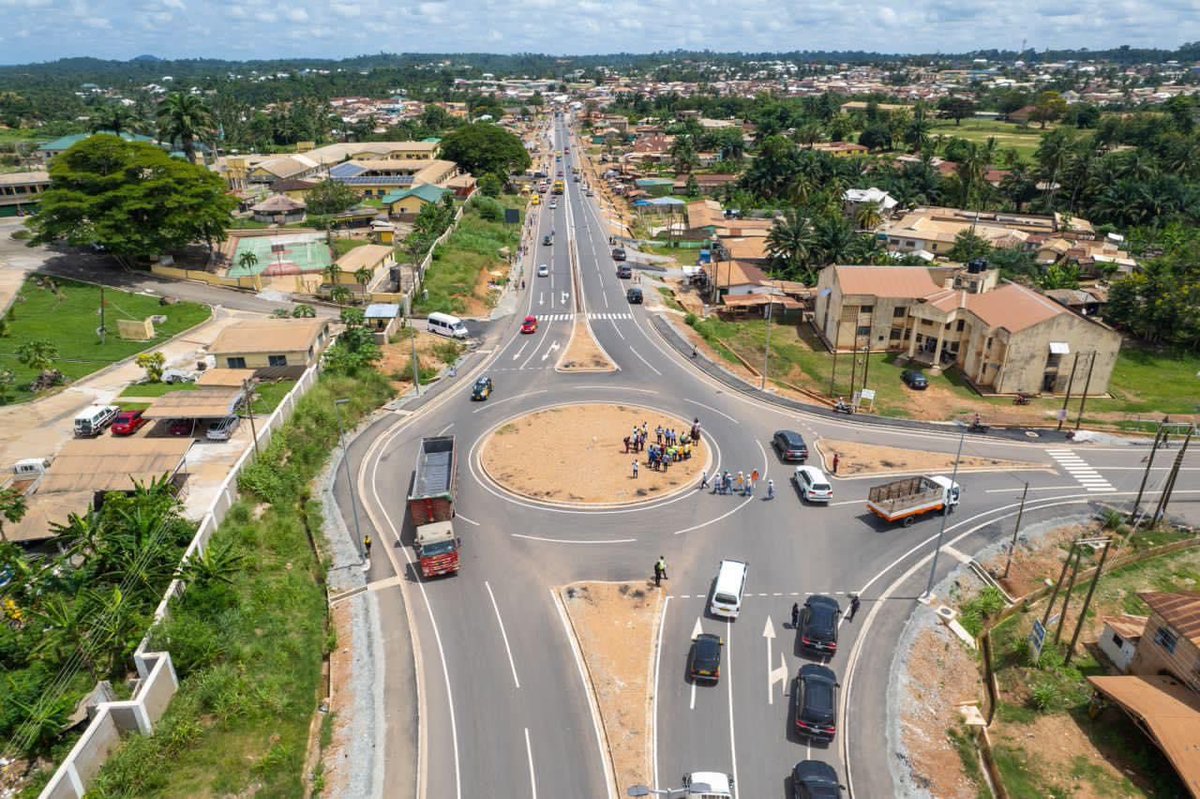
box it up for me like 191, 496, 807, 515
1047, 449, 1115, 492
587, 312, 633, 320
528, 312, 635, 321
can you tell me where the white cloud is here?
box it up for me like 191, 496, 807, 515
284, 7, 308, 22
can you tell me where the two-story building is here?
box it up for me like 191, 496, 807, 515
328, 159, 459, 199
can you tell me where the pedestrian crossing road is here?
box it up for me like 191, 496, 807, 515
527, 312, 635, 321
1047, 449, 1116, 492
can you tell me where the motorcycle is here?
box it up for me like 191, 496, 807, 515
1013, 392, 1032, 406
833, 400, 854, 415
967, 421, 990, 434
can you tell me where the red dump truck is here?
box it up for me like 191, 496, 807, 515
408, 436, 460, 577
866, 475, 960, 527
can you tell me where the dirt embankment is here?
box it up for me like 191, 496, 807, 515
558, 319, 618, 372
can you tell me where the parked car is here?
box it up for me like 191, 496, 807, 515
471, 376, 494, 401
521, 315, 539, 334
162, 369, 195, 384
792, 664, 839, 741
616, 264, 632, 279
772, 430, 809, 463
688, 633, 723, 683
793, 465, 833, 503
611, 247, 627, 261
626, 287, 643, 304
542, 234, 553, 246
537, 264, 550, 277
110, 410, 147, 437
901, 369, 929, 390
205, 415, 240, 441
169, 419, 194, 437
799, 595, 841, 656
792, 760, 843, 799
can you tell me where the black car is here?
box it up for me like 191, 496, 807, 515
792, 664, 839, 741
612, 247, 627, 261
792, 760, 843, 799
688, 633, 723, 683
616, 264, 632, 279
799, 595, 841, 656
901, 369, 929, 390
626, 287, 643, 304
772, 430, 809, 463
542, 234, 553, 246
470, 376, 493, 401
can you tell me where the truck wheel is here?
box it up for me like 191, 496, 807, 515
903, 516, 916, 528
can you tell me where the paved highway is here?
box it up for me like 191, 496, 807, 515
343, 114, 1196, 799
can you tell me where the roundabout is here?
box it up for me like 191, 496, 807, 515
477, 402, 712, 507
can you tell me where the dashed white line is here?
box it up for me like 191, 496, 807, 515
684, 398, 739, 424
485, 581, 521, 689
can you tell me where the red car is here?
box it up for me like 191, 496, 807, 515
111, 410, 147, 436
169, 419, 195, 437
520, 315, 539, 334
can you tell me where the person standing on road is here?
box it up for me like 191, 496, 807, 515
766, 479, 775, 500
832, 453, 840, 475
848, 594, 861, 621
632, 460, 639, 479
657, 556, 668, 582
791, 602, 800, 629
653, 558, 664, 587
700, 470, 709, 490
363, 534, 372, 560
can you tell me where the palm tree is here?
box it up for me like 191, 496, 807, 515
236, 250, 259, 274
330, 285, 352, 305
765, 209, 817, 284
292, 303, 317, 318
812, 214, 858, 266
855, 204, 884, 232
91, 105, 134, 137
1034, 128, 1074, 211
156, 92, 215, 164
354, 266, 373, 289
324, 262, 343, 286
175, 539, 244, 588
904, 104, 933, 155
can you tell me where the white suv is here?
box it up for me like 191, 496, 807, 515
793, 465, 833, 503
206, 415, 241, 441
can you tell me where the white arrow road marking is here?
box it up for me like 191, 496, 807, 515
690, 679, 697, 711
538, 292, 544, 306
561, 291, 569, 305
763, 615, 777, 705
541, 341, 561, 361
512, 340, 530, 361
771, 652, 788, 705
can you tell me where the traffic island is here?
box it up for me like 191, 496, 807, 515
557, 319, 618, 372
558, 582, 663, 795
480, 403, 710, 506
817, 439, 1041, 477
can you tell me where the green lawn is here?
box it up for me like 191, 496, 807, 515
0, 278, 211, 403
643, 244, 703, 265
119, 381, 198, 398
250, 379, 296, 415
930, 118, 1052, 162
413, 197, 522, 316
1094, 345, 1200, 417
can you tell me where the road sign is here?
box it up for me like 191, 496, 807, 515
859, 388, 876, 401
1029, 619, 1047, 663
504, 209, 520, 225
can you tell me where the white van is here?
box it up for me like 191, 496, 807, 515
427, 312, 470, 340
74, 404, 120, 438
682, 772, 734, 798
709, 560, 748, 619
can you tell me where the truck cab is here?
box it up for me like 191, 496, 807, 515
683, 771, 735, 798
414, 520, 460, 578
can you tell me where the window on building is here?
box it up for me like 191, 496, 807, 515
1154, 626, 1178, 654
861, 305, 874, 314
856, 326, 871, 337
268, 355, 288, 367
227, 357, 246, 369
1111, 633, 1125, 648
905, 240, 916, 248
956, 320, 965, 332
893, 307, 906, 318
890, 328, 903, 340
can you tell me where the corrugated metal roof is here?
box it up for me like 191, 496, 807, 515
1140, 591, 1200, 646
40, 438, 192, 494
210, 318, 327, 356
141, 387, 243, 419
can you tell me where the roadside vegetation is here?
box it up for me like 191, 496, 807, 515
0, 277, 210, 404
88, 362, 392, 797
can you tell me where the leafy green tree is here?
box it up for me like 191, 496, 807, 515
324, 326, 381, 374
766, 209, 817, 284
1030, 91, 1068, 129
15, 339, 57, 372
30, 136, 234, 266
0, 486, 27, 543
90, 104, 135, 136
236, 249, 258, 274
135, 351, 165, 383
685, 174, 700, 197
0, 369, 15, 405
156, 92, 214, 164
341, 307, 365, 327
670, 134, 698, 174
904, 104, 933, 153
291, 303, 316, 318
439, 122, 531, 178
948, 229, 993, 262
478, 173, 503, 197
305, 180, 359, 215
857, 122, 892, 151
330, 285, 352, 305
1036, 264, 1080, 290
936, 96, 976, 126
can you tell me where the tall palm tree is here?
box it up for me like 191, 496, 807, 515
91, 105, 134, 137
156, 92, 215, 164
765, 209, 817, 284
237, 250, 259, 274
905, 104, 933, 155
1034, 128, 1074, 211
855, 204, 884, 232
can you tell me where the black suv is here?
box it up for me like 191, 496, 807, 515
792, 760, 842, 798
612, 247, 627, 261
626, 287, 643, 304
792, 664, 839, 741
799, 595, 841, 656
542, 234, 553, 246
688, 633, 722, 683
901, 369, 928, 390
772, 430, 808, 463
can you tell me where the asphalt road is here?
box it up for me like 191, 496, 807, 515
341, 115, 1199, 799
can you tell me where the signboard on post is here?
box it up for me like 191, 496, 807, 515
504, 208, 521, 225
1029, 619, 1047, 663
859, 388, 876, 412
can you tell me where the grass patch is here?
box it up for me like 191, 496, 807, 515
929, 118, 1053, 162
227, 217, 271, 230
331, 238, 368, 258
946, 727, 992, 799
0, 277, 210, 403
119, 381, 198, 398
89, 369, 394, 798
643, 244, 702, 265
1095, 344, 1200, 416
250, 380, 297, 415
992, 745, 1066, 798
413, 196, 521, 316
656, 286, 683, 312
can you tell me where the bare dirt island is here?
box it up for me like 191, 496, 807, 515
818, 439, 1042, 476
558, 319, 618, 372
481, 404, 709, 505
560, 582, 662, 795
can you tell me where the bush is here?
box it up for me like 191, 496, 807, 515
472, 195, 504, 222
684, 312, 698, 327
958, 586, 1007, 637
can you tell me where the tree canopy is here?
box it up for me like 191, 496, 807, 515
30, 135, 235, 266
438, 122, 531, 180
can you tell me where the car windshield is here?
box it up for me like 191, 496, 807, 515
422, 540, 456, 557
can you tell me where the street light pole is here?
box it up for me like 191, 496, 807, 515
762, 296, 773, 390
334, 398, 365, 562
922, 428, 966, 600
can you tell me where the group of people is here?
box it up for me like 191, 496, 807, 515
625, 418, 704, 478
703, 469, 773, 499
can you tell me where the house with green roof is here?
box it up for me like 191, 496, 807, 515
35, 131, 157, 160
382, 184, 451, 219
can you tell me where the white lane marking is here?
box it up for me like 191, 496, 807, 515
762, 616, 776, 705
485, 581, 521, 689
652, 595, 669, 791
525, 727, 537, 799
827, 499, 861, 506
628, 345, 663, 376
756, 439, 769, 480
471, 389, 549, 413
437, 423, 453, 435
541, 341, 561, 362
684, 398, 738, 424
986, 485, 1086, 493
550, 588, 618, 799
611, 319, 626, 341
1048, 449, 1115, 491
455, 514, 480, 526
690, 679, 697, 711
673, 495, 753, 536
520, 330, 555, 369
726, 616, 739, 791
603, 288, 610, 309
512, 339, 530, 361
512, 533, 637, 544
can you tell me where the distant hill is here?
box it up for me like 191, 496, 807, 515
130, 54, 162, 63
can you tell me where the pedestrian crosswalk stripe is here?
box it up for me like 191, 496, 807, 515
586, 312, 633, 320
533, 313, 575, 321
1049, 450, 1115, 492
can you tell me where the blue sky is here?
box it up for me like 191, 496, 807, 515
0, 0, 1196, 64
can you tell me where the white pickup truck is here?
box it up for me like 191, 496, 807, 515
682, 772, 735, 798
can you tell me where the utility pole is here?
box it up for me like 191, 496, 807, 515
761, 296, 773, 390
1057, 352, 1079, 432
1130, 423, 1165, 523
1153, 424, 1193, 525
409, 316, 422, 397
1001, 482, 1029, 580
1065, 539, 1112, 665
1042, 547, 1074, 627
1073, 351, 1096, 432
921, 428, 966, 600
862, 332, 872, 392
243, 378, 260, 461
847, 329, 860, 406
1053, 544, 1085, 645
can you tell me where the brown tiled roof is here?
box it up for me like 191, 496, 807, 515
834, 266, 940, 298
210, 318, 328, 356
963, 283, 1066, 333
1139, 591, 1200, 646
